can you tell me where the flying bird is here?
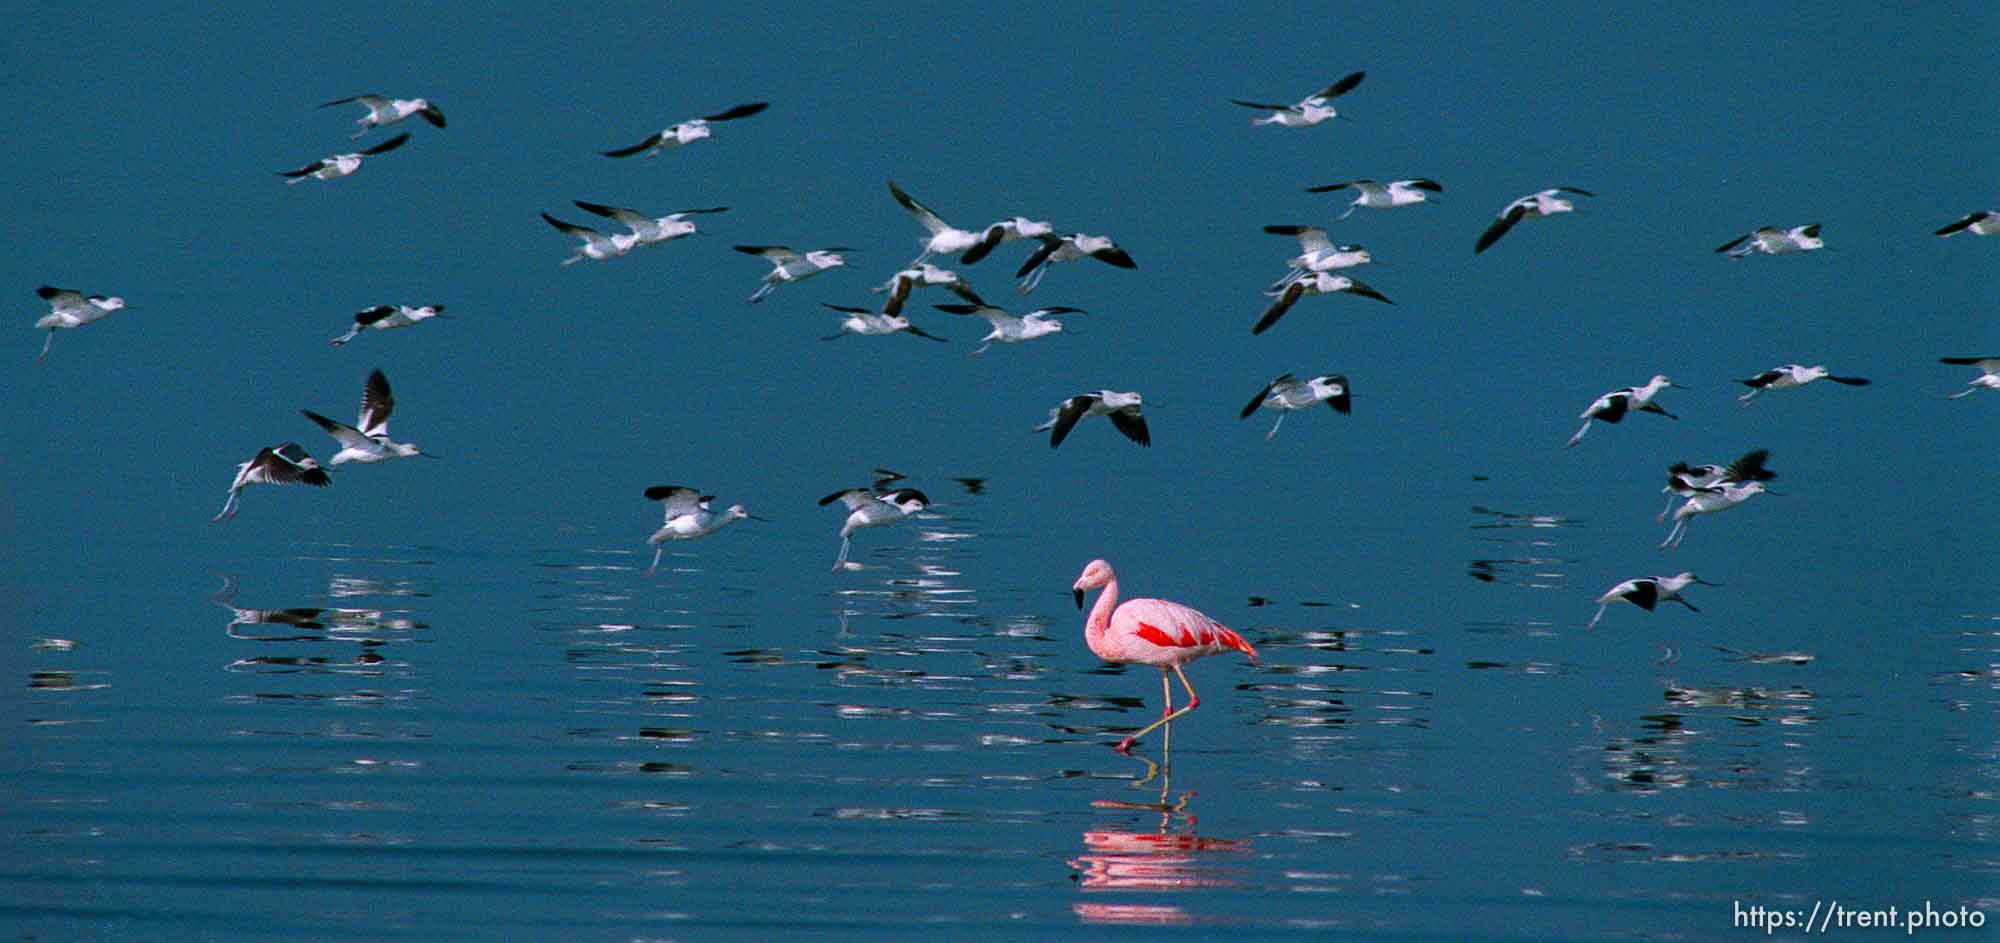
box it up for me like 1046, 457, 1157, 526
32, 285, 129, 362
1566, 375, 1680, 448
1239, 373, 1350, 439
886, 180, 988, 266
1941, 356, 2000, 399
541, 212, 639, 266
1016, 234, 1136, 293
1661, 481, 1773, 549
330, 303, 446, 346
1736, 364, 1870, 404
319, 95, 445, 138
602, 102, 768, 157
1229, 71, 1365, 127
1715, 224, 1824, 258
301, 369, 437, 466
1252, 272, 1392, 335
279, 132, 408, 184
1304, 178, 1442, 219
641, 486, 762, 576
1935, 211, 2000, 238
571, 200, 727, 247
1475, 187, 1594, 254
1660, 449, 1775, 521
213, 442, 331, 523
957, 216, 1057, 265
1264, 225, 1370, 291
1036, 391, 1149, 448
818, 484, 931, 569
1071, 558, 1258, 753
1588, 573, 1713, 629
934, 294, 1083, 355
735, 245, 852, 303
871, 264, 982, 309
819, 301, 949, 342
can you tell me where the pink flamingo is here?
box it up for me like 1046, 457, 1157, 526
1072, 559, 1259, 753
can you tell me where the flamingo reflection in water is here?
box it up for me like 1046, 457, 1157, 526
1069, 746, 1251, 923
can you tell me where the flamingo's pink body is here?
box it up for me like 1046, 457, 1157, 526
1073, 558, 1258, 752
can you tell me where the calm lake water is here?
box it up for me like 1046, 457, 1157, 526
9, 478, 1996, 941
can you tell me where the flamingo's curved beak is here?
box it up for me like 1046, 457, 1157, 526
1073, 588, 1085, 609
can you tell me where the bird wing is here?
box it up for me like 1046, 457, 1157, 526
736, 244, 801, 264
1323, 375, 1352, 414
1090, 245, 1137, 269
318, 94, 384, 108
1795, 223, 1821, 238
1941, 356, 2000, 373
302, 409, 373, 449
1339, 278, 1393, 304
1725, 449, 1775, 482
1303, 181, 1356, 194
358, 369, 394, 437
1935, 215, 1978, 236
278, 161, 326, 178
541, 212, 595, 238
353, 304, 398, 326
1401, 178, 1444, 192
1309, 71, 1366, 100
572, 200, 652, 228
1265, 225, 1332, 253
1553, 186, 1596, 197
1252, 281, 1305, 335
645, 485, 706, 518
901, 323, 950, 342
818, 487, 875, 510
1047, 395, 1095, 448
887, 181, 952, 236
1625, 580, 1661, 611
419, 103, 446, 128
1108, 407, 1151, 447
1015, 236, 1062, 277
1474, 205, 1527, 254
958, 224, 1006, 264
1714, 233, 1753, 254
704, 102, 769, 122
1739, 369, 1784, 389
935, 303, 1010, 326
264, 442, 332, 486
1591, 392, 1632, 423
359, 132, 409, 156
667, 206, 729, 218
36, 285, 86, 309
1239, 376, 1287, 418
1229, 98, 1297, 112
602, 133, 664, 157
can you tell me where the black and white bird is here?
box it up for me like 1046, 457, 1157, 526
541, 212, 639, 266
1941, 356, 2000, 399
1239, 373, 1350, 439
302, 369, 436, 467
1660, 449, 1775, 521
213, 442, 331, 523
319, 95, 445, 139
572, 200, 727, 247
602, 102, 768, 157
1935, 211, 2000, 238
933, 293, 1082, 356
32, 285, 129, 362
1588, 573, 1713, 629
871, 264, 982, 309
279, 132, 408, 184
1566, 375, 1680, 448
1252, 272, 1392, 335
642, 486, 762, 577
1229, 71, 1365, 127
330, 303, 446, 346
1661, 481, 1772, 549
818, 484, 932, 569
736, 245, 853, 303
887, 181, 987, 266
1304, 178, 1442, 219
1264, 225, 1370, 291
819, 300, 949, 342
957, 216, 1057, 265
1474, 187, 1594, 254
1736, 364, 1870, 404
1035, 391, 1150, 449
1715, 224, 1824, 258
1015, 234, 1136, 293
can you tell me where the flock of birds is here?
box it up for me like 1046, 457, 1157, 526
28, 73, 2000, 752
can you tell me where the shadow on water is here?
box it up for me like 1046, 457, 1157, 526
1466, 505, 1580, 594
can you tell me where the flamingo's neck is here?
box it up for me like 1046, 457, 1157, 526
1085, 576, 1120, 647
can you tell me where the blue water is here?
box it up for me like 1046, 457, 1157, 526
4, 2, 1997, 939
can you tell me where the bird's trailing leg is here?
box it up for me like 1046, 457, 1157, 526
37, 332, 53, 362
1018, 264, 1050, 294
212, 490, 241, 524
1265, 412, 1286, 440
832, 536, 852, 570
1115, 665, 1202, 754
1566, 421, 1592, 448
1587, 604, 1608, 630
645, 546, 665, 577
748, 282, 775, 304
1659, 519, 1688, 549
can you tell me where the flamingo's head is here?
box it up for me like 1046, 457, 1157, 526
1072, 558, 1115, 608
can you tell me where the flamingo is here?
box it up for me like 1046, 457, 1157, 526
1072, 559, 1258, 753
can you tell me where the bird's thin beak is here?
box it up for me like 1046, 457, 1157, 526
747, 514, 772, 522
419, 452, 443, 460
1073, 588, 1085, 609
1669, 382, 1689, 389
1763, 489, 1784, 497
1695, 578, 1722, 586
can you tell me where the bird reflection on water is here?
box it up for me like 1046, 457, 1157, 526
1069, 740, 1251, 924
